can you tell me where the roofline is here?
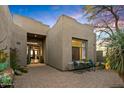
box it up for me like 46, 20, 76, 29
12, 14, 93, 29
13, 23, 28, 32
62, 15, 94, 28
51, 14, 94, 29
12, 14, 50, 27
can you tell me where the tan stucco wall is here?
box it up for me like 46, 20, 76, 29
12, 14, 51, 65
47, 17, 63, 70
62, 15, 96, 70
0, 6, 96, 71
0, 6, 27, 66
11, 24, 27, 66
48, 15, 96, 70
0, 6, 13, 64
13, 14, 49, 35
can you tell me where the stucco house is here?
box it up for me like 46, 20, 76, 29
0, 6, 96, 71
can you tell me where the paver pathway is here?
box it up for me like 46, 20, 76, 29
14, 64, 124, 88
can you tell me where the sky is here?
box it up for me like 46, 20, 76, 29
9, 5, 89, 27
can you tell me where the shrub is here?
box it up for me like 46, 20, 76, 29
106, 31, 124, 82
0, 50, 8, 63
10, 48, 28, 75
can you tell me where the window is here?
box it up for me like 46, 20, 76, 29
72, 38, 87, 61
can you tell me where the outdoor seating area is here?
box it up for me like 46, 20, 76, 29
73, 60, 95, 70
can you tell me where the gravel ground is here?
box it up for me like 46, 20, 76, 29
14, 64, 124, 88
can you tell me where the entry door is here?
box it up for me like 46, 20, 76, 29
27, 45, 41, 64
31, 46, 40, 64
72, 47, 80, 61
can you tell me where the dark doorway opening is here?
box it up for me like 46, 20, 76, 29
27, 33, 46, 64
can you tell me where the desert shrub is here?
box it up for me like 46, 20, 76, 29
106, 31, 124, 73
10, 48, 28, 75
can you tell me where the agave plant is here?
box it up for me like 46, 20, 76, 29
107, 31, 124, 82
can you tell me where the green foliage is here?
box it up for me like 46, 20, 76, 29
106, 31, 124, 74
0, 50, 8, 63
0, 73, 12, 86
10, 48, 28, 75
0, 50, 8, 71
0, 62, 8, 72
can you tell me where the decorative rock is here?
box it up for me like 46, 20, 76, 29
14, 69, 22, 76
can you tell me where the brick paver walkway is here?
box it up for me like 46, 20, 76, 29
14, 64, 124, 88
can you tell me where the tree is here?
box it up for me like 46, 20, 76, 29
107, 31, 124, 82
83, 6, 124, 83
83, 6, 124, 38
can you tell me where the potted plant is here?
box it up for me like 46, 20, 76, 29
0, 50, 8, 71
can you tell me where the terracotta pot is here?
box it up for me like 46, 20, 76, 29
118, 73, 124, 83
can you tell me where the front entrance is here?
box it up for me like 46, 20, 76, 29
27, 44, 41, 64
27, 33, 46, 64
